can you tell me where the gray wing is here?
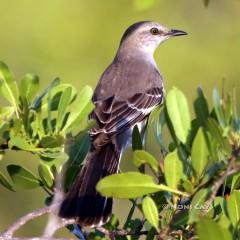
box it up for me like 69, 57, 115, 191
90, 87, 164, 148
90, 58, 164, 148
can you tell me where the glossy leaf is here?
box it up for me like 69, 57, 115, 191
20, 74, 39, 102
56, 86, 72, 131
194, 88, 209, 126
38, 164, 54, 188
64, 165, 81, 192
96, 172, 188, 199
164, 150, 183, 189
0, 171, 14, 191
0, 62, 19, 115
132, 125, 142, 151
133, 150, 159, 173
148, 105, 167, 151
8, 137, 38, 152
191, 127, 209, 178
39, 135, 64, 148
206, 118, 231, 155
65, 131, 90, 166
213, 88, 225, 128
226, 190, 240, 227
7, 165, 40, 189
166, 87, 191, 144
142, 196, 159, 231
32, 78, 60, 110
0, 106, 14, 127
63, 85, 94, 131
197, 217, 232, 240
231, 173, 240, 192
188, 188, 208, 223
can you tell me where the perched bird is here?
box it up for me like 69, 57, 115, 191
59, 21, 187, 227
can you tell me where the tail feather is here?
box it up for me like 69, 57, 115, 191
59, 141, 120, 226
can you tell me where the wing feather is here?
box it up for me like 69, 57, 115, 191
90, 87, 164, 143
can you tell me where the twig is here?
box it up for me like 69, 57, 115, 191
0, 206, 52, 239
123, 199, 137, 230
8, 238, 75, 240
202, 147, 240, 215
0, 204, 76, 240
96, 228, 148, 237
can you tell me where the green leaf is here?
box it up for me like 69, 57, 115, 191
197, 217, 232, 240
147, 105, 166, 151
65, 131, 90, 166
0, 62, 19, 116
188, 188, 209, 223
7, 165, 40, 189
38, 164, 54, 188
194, 88, 209, 126
39, 135, 64, 148
56, 86, 72, 131
191, 127, 209, 178
64, 165, 81, 192
217, 214, 231, 231
164, 150, 183, 189
96, 172, 188, 199
63, 85, 94, 131
142, 196, 159, 231
132, 125, 143, 151
206, 118, 224, 146
0, 171, 14, 191
206, 118, 231, 155
0, 106, 15, 127
133, 150, 159, 173
20, 74, 39, 102
32, 77, 60, 110
8, 137, 37, 151
182, 179, 194, 194
213, 88, 225, 128
231, 173, 240, 192
227, 190, 240, 227
166, 87, 191, 144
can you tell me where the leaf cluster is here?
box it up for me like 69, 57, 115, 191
0, 62, 94, 195
95, 87, 240, 239
1, 62, 240, 240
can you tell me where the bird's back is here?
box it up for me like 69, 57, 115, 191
93, 57, 163, 102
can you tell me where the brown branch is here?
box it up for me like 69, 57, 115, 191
8, 238, 75, 240
96, 227, 149, 237
0, 204, 75, 240
202, 146, 240, 215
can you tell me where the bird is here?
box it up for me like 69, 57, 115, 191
59, 21, 187, 227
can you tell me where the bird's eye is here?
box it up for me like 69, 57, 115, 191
150, 28, 159, 35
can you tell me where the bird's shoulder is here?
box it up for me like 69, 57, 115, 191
93, 57, 163, 102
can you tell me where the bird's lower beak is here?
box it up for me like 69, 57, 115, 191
168, 29, 187, 37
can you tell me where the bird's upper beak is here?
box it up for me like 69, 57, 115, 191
167, 29, 187, 37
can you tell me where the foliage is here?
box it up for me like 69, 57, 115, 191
0, 61, 94, 196
1, 62, 240, 239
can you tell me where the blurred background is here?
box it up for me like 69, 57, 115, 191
0, 0, 240, 237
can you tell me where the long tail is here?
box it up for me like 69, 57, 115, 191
59, 140, 120, 227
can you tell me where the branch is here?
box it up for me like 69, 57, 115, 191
7, 238, 75, 240
96, 227, 148, 237
202, 146, 240, 215
0, 204, 75, 240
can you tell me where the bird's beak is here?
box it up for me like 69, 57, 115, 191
167, 29, 187, 37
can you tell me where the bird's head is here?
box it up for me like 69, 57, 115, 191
119, 21, 187, 57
